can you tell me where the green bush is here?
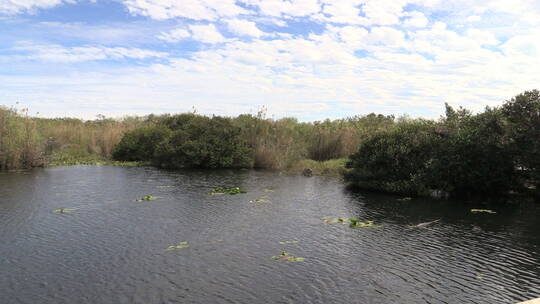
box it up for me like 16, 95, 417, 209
112, 125, 172, 161
501, 90, 540, 197
345, 120, 438, 196
153, 115, 253, 169
425, 106, 517, 197
345, 104, 519, 198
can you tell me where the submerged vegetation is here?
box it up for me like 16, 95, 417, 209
136, 195, 158, 202
52, 208, 77, 214
209, 187, 247, 195
2, 90, 540, 201
271, 251, 305, 262
323, 217, 383, 228
166, 242, 189, 251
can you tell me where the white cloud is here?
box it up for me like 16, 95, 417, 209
500, 31, 540, 57
189, 24, 225, 43
466, 15, 481, 22
3, 0, 540, 120
245, 0, 320, 17
0, 0, 73, 15
13, 41, 167, 62
226, 19, 264, 37
403, 11, 429, 28
466, 29, 498, 46
158, 28, 191, 43
122, 0, 248, 21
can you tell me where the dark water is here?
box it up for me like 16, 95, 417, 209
0, 166, 539, 304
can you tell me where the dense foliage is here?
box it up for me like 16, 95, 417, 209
346, 90, 540, 199
3, 90, 540, 201
112, 125, 172, 161
153, 115, 252, 169
111, 111, 396, 170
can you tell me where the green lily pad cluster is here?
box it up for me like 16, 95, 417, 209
52, 208, 77, 214
272, 251, 305, 262
470, 209, 496, 214
209, 187, 247, 195
165, 241, 189, 251
136, 195, 158, 202
323, 217, 382, 229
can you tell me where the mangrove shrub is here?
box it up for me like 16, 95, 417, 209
112, 125, 172, 161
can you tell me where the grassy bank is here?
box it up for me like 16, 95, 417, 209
0, 105, 145, 170
46, 151, 144, 167
286, 158, 349, 176
3, 90, 540, 201
0, 105, 387, 173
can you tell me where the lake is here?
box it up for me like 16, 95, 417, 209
0, 166, 539, 304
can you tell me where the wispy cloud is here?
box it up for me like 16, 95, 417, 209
1, 0, 540, 119
12, 41, 168, 62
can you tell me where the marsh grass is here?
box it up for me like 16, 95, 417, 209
0, 106, 42, 170
1, 103, 395, 172
287, 158, 349, 176
0, 104, 144, 170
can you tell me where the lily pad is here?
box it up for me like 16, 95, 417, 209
52, 208, 77, 214
209, 187, 247, 195
271, 251, 305, 262
349, 218, 383, 228
471, 209, 496, 214
323, 217, 350, 224
279, 240, 299, 245
166, 241, 189, 251
136, 195, 159, 202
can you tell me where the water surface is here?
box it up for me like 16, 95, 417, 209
0, 166, 539, 304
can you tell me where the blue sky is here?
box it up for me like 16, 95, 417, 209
1, 0, 539, 120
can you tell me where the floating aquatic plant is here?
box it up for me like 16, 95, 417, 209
397, 197, 412, 201
249, 198, 270, 204
166, 241, 189, 251
323, 217, 348, 224
209, 187, 247, 195
323, 217, 382, 228
52, 208, 77, 214
264, 189, 275, 193
271, 251, 305, 262
279, 241, 299, 245
157, 185, 175, 189
136, 195, 159, 202
348, 218, 382, 228
471, 209, 496, 214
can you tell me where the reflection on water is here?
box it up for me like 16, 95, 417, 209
0, 166, 538, 304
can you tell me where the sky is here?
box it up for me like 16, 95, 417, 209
1, 0, 539, 121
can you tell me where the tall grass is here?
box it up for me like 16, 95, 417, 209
234, 110, 395, 169
36, 116, 143, 159
0, 103, 397, 171
0, 106, 42, 170
0, 105, 144, 170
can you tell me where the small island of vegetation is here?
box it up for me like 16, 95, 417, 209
1, 90, 539, 201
